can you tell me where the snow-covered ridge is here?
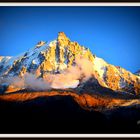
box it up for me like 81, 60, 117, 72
93, 57, 108, 79
0, 56, 12, 64
0, 40, 57, 76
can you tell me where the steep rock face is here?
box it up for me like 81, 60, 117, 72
0, 32, 140, 95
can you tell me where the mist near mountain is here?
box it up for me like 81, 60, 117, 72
1, 57, 93, 91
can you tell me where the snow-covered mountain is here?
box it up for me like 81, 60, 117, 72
0, 32, 140, 95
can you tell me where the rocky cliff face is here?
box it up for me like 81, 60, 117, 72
0, 32, 140, 95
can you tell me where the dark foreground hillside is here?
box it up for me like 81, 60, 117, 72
0, 94, 140, 134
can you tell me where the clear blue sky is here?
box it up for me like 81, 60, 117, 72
0, 6, 140, 73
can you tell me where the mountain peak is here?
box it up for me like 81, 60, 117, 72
58, 32, 68, 39
57, 32, 70, 47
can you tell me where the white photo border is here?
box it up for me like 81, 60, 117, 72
0, 2, 140, 138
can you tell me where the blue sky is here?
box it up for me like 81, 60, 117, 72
0, 6, 140, 73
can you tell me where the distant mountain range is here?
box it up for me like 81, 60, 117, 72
135, 69, 140, 76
